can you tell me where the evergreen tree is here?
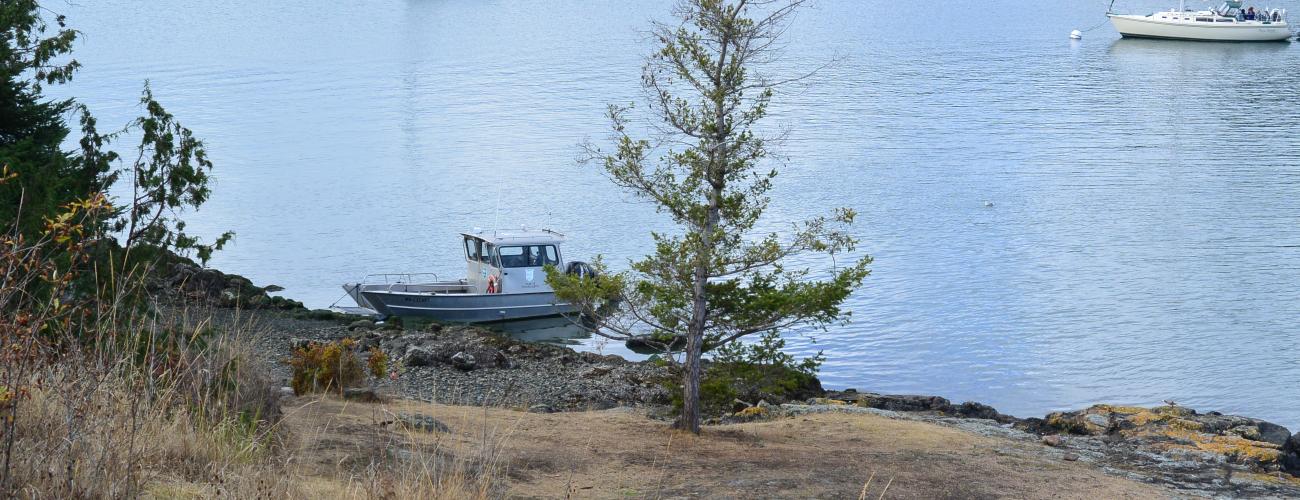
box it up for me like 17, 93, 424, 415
548, 0, 870, 434
0, 1, 92, 237
0, 2, 230, 264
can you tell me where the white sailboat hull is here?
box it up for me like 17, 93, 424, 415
1109, 14, 1292, 42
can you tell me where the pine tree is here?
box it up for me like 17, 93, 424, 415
548, 0, 870, 434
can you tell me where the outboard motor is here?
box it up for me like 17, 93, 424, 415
565, 261, 597, 279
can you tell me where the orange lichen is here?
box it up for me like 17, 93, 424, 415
1162, 429, 1282, 464
737, 406, 769, 417
1093, 404, 1146, 415
1241, 472, 1300, 486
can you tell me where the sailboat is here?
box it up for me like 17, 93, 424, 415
1108, 1, 1292, 41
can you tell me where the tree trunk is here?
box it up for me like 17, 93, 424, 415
679, 326, 704, 433
678, 3, 734, 435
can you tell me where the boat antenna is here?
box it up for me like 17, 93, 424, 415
492, 183, 503, 230
1108, 0, 1116, 14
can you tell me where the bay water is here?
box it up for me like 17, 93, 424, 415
52, 0, 1300, 427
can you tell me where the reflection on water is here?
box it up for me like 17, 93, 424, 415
494, 317, 646, 360
1107, 37, 1294, 56
50, 0, 1300, 427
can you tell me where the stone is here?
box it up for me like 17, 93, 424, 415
1062, 452, 1079, 461
450, 351, 476, 371
528, 404, 555, 414
404, 346, 436, 367
581, 365, 613, 378
956, 401, 1006, 421
348, 319, 375, 331
288, 337, 317, 350
397, 413, 450, 433
264, 284, 285, 293
343, 387, 382, 402
280, 386, 295, 397
1254, 421, 1293, 448
492, 350, 511, 368
857, 393, 953, 413
1042, 435, 1064, 447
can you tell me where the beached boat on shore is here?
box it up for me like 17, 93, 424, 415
336, 228, 593, 323
1108, 1, 1291, 41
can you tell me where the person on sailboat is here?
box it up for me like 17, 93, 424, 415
1245, 7, 1256, 20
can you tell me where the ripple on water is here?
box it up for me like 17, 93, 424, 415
49, 0, 1300, 428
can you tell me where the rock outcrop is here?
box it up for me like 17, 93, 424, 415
1031, 404, 1299, 476
159, 252, 304, 310
799, 393, 1300, 497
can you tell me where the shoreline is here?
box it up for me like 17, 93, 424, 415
224, 307, 1300, 498
169, 261, 1300, 497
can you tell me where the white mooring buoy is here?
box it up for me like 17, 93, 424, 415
1070, 29, 1083, 40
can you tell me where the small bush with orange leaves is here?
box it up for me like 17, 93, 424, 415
367, 345, 389, 378
287, 339, 365, 395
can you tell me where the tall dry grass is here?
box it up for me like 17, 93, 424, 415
0, 195, 503, 498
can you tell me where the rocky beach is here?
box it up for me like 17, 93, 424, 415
148, 257, 1300, 497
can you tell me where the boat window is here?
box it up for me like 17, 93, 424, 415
480, 243, 495, 265
498, 246, 526, 267
464, 238, 480, 261
1195, 17, 1213, 22
496, 245, 560, 268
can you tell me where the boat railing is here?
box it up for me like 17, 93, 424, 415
362, 272, 441, 284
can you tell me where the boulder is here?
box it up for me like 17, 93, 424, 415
491, 350, 511, 369
404, 346, 436, 367
397, 413, 450, 433
348, 319, 375, 331
450, 351, 476, 371
528, 404, 555, 414
857, 393, 953, 413
955, 401, 1009, 422
342, 387, 383, 403
581, 365, 614, 379
1038, 404, 1294, 473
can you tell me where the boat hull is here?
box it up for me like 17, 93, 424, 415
1109, 15, 1292, 42
361, 289, 575, 323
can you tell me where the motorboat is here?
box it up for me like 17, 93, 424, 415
336, 228, 593, 322
1108, 1, 1291, 41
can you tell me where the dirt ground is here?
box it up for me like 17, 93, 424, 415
281, 396, 1175, 499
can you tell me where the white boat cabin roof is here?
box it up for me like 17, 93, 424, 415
461, 228, 566, 246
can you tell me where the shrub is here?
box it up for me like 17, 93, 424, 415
667, 330, 826, 417
367, 345, 388, 378
287, 339, 365, 395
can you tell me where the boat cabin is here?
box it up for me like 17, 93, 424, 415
462, 228, 566, 295
1152, 1, 1286, 24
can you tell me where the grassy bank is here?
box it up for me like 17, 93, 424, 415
0, 310, 504, 499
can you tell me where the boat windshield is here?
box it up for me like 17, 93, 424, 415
497, 245, 559, 268
464, 238, 480, 261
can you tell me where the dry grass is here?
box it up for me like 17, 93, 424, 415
0, 194, 501, 498
1, 315, 505, 499
283, 396, 1173, 499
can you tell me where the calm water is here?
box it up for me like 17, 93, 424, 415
53, 1, 1300, 427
